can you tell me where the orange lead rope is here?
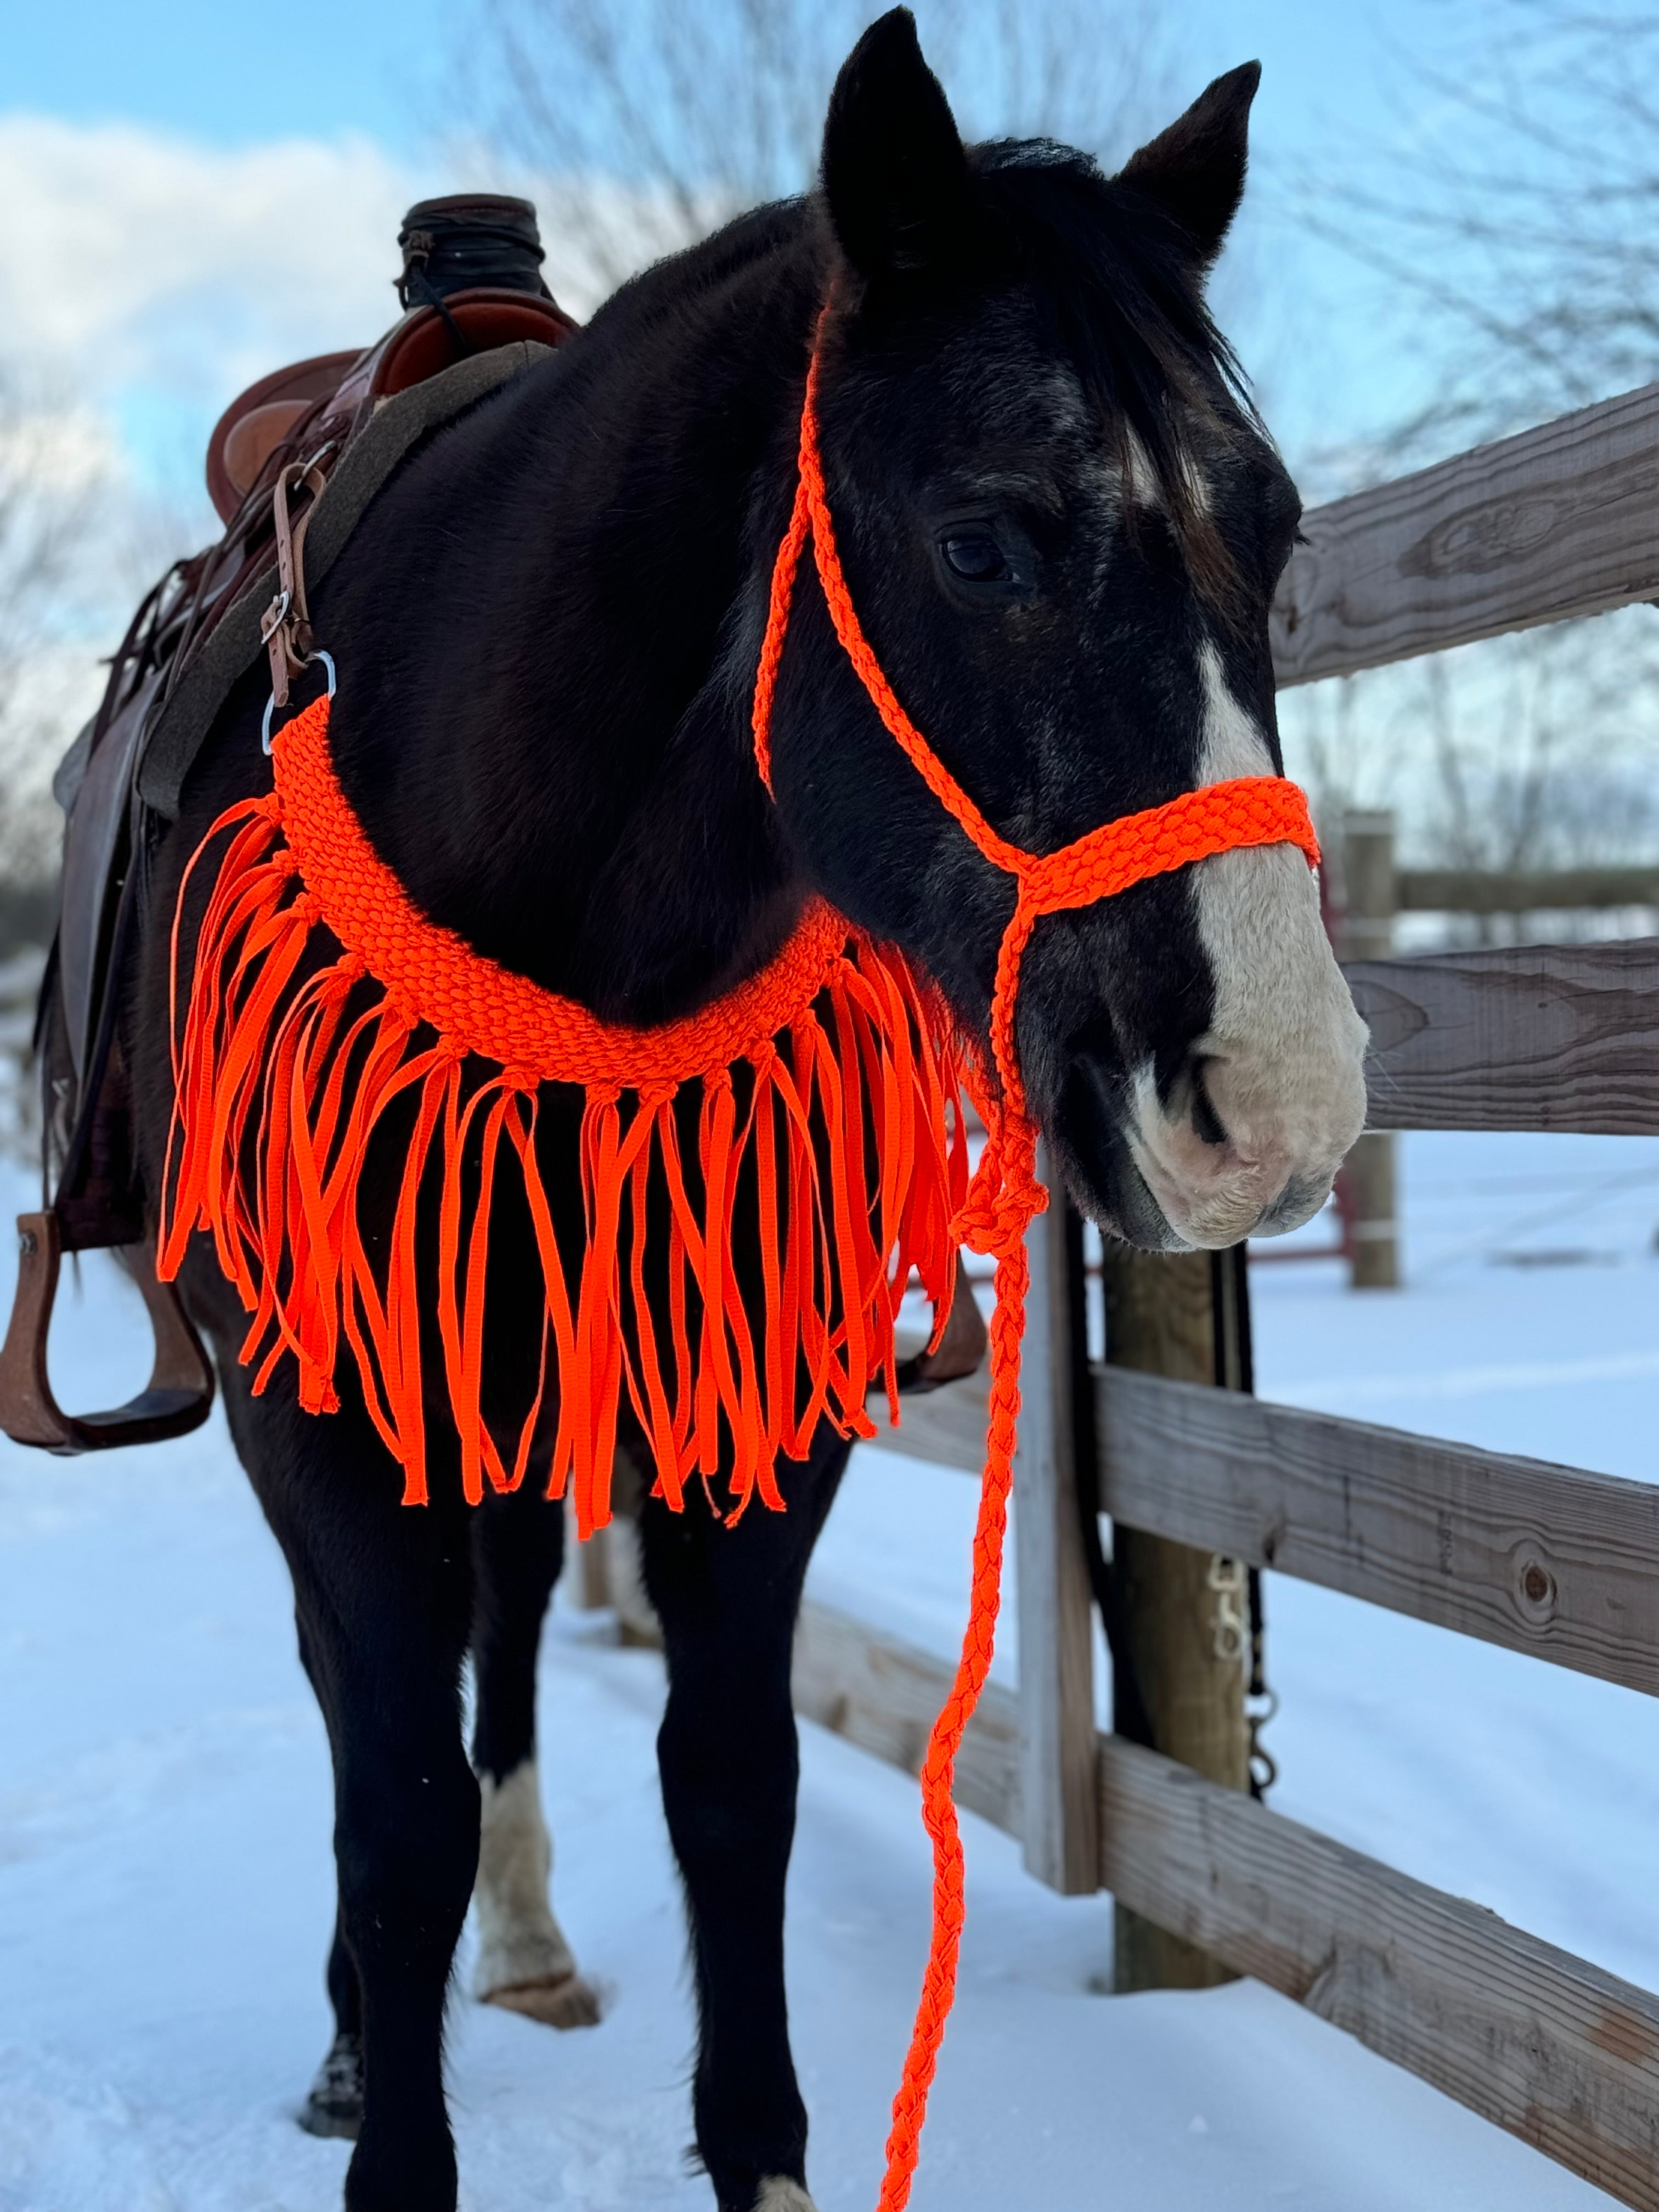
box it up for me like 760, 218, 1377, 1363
163, 306, 1320, 2212
751, 325, 1319, 2211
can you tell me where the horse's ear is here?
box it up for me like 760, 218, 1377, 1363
1119, 61, 1261, 270
822, 8, 974, 283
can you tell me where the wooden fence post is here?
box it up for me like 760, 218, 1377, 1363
1101, 1244, 1250, 1990
1340, 808, 1400, 1290
1014, 1158, 1101, 1894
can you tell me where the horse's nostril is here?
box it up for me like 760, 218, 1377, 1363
1189, 1057, 1229, 1148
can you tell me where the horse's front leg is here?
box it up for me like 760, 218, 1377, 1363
239, 1386, 479, 2212
640, 1426, 851, 2212
469, 1480, 600, 2027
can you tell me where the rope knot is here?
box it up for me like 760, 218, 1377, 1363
951, 1113, 1046, 1263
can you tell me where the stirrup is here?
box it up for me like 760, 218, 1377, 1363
0, 1210, 215, 1453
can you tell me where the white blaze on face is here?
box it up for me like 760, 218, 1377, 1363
1125, 642, 1369, 1249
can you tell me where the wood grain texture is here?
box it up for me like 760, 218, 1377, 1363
792, 1599, 1021, 1837
1099, 1733, 1659, 2210
1097, 1366, 1659, 1696
1013, 1183, 1100, 1894
1346, 938, 1659, 1134
1272, 379, 1659, 687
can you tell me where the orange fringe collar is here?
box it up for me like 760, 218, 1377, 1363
158, 687, 969, 1536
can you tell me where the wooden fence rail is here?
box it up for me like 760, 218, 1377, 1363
1398, 865, 1659, 915
1270, 376, 1659, 686
871, 1349, 1659, 1699
1097, 1736, 1659, 2210
792, 1599, 1659, 2210
1347, 938, 1659, 1135
1097, 1367, 1659, 1697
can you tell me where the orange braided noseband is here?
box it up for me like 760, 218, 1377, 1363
752, 324, 1318, 2212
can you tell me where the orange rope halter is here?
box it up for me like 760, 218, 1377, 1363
751, 326, 1318, 2211
161, 305, 1318, 2212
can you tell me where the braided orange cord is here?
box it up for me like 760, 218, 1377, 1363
751, 319, 1321, 2212
276, 695, 855, 1087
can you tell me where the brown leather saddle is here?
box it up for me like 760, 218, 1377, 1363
0, 198, 577, 1453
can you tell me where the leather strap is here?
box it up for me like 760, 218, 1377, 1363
261, 460, 331, 710
140, 341, 555, 818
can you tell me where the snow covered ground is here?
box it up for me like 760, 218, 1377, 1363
4, 1135, 1657, 2210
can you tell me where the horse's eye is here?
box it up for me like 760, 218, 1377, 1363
942, 534, 1009, 584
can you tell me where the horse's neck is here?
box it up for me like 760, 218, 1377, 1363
332, 216, 821, 1025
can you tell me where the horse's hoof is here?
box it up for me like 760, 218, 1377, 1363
481, 1969, 603, 2029
297, 2029, 363, 2140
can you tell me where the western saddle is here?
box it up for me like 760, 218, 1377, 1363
0, 196, 578, 1452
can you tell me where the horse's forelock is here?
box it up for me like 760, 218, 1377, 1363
968, 140, 1267, 623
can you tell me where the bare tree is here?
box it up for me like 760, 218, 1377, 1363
0, 382, 104, 906
0, 387, 83, 730
466, 0, 1185, 310
1293, 0, 1659, 468
1275, 1, 1659, 887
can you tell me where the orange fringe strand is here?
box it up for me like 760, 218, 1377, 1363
159, 690, 969, 1535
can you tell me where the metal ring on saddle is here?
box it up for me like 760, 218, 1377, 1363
262, 651, 337, 755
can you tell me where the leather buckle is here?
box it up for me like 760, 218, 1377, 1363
259, 587, 292, 646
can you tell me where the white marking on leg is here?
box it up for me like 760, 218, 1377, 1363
472, 1757, 578, 1998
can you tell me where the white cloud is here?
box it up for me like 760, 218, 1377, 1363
0, 115, 419, 433
0, 114, 646, 812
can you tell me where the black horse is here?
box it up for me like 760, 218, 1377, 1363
125, 14, 1365, 2210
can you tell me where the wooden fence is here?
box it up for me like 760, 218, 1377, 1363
591, 376, 1659, 2205
1308, 813, 1659, 1287
812, 378, 1659, 2205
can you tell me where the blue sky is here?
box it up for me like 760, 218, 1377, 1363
0, 0, 1525, 520
4, 0, 453, 153
4, 0, 1437, 158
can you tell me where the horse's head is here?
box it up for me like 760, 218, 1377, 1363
763, 9, 1367, 1251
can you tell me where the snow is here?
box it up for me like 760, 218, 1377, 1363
4, 1136, 1657, 2209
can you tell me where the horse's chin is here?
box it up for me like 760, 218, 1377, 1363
1049, 1091, 1189, 1254
1053, 1080, 1343, 1255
